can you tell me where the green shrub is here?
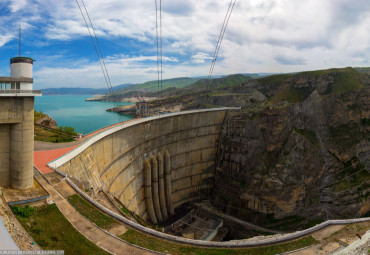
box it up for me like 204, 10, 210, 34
12, 205, 34, 218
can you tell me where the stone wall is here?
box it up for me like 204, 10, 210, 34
54, 109, 228, 222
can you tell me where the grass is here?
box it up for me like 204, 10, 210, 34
329, 122, 363, 149
261, 215, 307, 231
14, 204, 110, 255
258, 67, 367, 105
332, 157, 370, 192
303, 219, 325, 229
67, 194, 117, 230
34, 110, 48, 122
34, 126, 75, 143
12, 205, 34, 218
293, 127, 319, 145
121, 206, 131, 216
64, 193, 318, 254
121, 229, 318, 255
270, 83, 313, 104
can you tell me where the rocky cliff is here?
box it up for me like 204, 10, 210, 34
212, 68, 370, 229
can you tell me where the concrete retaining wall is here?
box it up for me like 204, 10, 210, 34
0, 97, 34, 189
50, 108, 228, 221
0, 124, 10, 187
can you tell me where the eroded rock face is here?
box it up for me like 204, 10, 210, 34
213, 85, 370, 223
35, 115, 57, 129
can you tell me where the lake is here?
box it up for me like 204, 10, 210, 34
35, 95, 133, 135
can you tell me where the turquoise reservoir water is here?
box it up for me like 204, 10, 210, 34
35, 95, 133, 135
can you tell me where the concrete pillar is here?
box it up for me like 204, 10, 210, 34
157, 152, 168, 220
0, 124, 10, 187
10, 98, 34, 190
151, 155, 163, 222
164, 150, 175, 215
144, 159, 157, 224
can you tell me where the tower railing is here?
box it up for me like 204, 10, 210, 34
0, 89, 42, 95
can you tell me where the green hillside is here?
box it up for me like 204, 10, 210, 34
255, 67, 369, 104
112, 77, 200, 94
187, 74, 251, 90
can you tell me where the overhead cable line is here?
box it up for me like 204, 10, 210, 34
155, 0, 160, 100
81, 0, 114, 95
154, 0, 163, 113
207, 0, 237, 85
75, 0, 123, 123
75, 0, 109, 92
160, 0, 163, 98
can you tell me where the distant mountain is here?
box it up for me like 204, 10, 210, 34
41, 83, 132, 95
41, 77, 201, 95
241, 73, 276, 79
98, 74, 252, 102
111, 77, 201, 95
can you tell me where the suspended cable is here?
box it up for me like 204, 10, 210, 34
155, 0, 160, 101
207, 0, 237, 86
160, 0, 163, 99
81, 0, 114, 95
154, 0, 163, 115
208, 0, 233, 82
75, 0, 109, 90
75, 0, 123, 123
210, 0, 236, 81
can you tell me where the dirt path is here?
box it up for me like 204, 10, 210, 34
285, 222, 370, 254
35, 175, 155, 255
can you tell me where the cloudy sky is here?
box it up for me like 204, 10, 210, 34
0, 0, 370, 89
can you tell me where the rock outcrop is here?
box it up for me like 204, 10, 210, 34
213, 68, 370, 227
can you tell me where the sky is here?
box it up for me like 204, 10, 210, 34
1, 0, 370, 89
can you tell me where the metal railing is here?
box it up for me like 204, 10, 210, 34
0, 89, 42, 95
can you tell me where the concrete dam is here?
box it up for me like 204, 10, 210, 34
49, 108, 229, 223
46, 107, 370, 247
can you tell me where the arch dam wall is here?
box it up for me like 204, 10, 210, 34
49, 108, 230, 221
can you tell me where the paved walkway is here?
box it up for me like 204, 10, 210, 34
34, 140, 84, 151
34, 119, 137, 174
35, 175, 154, 255
34, 146, 79, 174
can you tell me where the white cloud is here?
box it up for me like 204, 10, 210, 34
107, 55, 178, 63
3, 0, 370, 88
9, 0, 28, 12
0, 34, 14, 47
191, 52, 213, 64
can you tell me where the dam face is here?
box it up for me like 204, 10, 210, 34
52, 109, 228, 221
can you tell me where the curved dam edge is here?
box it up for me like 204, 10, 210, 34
47, 107, 230, 169
63, 172, 370, 248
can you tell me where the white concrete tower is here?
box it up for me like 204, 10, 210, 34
0, 56, 41, 190
10, 57, 34, 90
